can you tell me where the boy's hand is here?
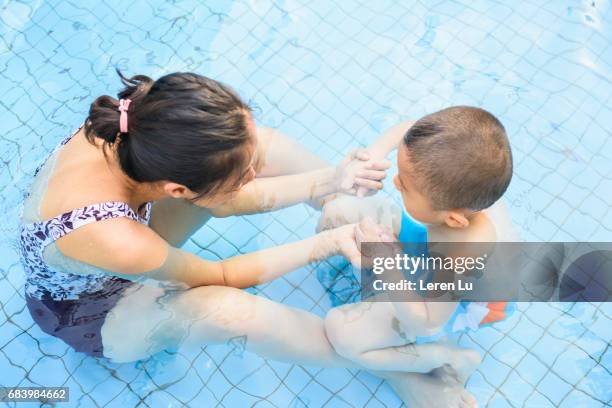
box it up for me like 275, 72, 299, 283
355, 217, 396, 246
353, 148, 390, 197
335, 149, 391, 196
354, 217, 399, 268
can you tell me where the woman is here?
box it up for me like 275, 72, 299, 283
19, 72, 475, 407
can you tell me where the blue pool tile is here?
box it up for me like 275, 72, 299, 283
326, 395, 354, 407
532, 335, 571, 368
524, 303, 562, 327
206, 236, 240, 259
282, 288, 316, 311
142, 390, 182, 408
221, 219, 260, 249
67, 394, 95, 408
546, 312, 588, 342
205, 369, 234, 401
296, 381, 332, 408
457, 334, 487, 354
509, 317, 544, 349
467, 370, 496, 403
537, 371, 573, 406
284, 365, 312, 395
9, 307, 34, 332
368, 380, 402, 408
489, 336, 527, 367
28, 356, 69, 387
487, 394, 514, 408
267, 384, 298, 407
191, 353, 217, 385
223, 388, 261, 407
89, 375, 133, 406
575, 363, 612, 403
262, 219, 293, 245
499, 370, 533, 406
477, 355, 512, 388
0, 321, 24, 348
259, 276, 297, 301
516, 352, 551, 386
275, 205, 313, 233
559, 389, 602, 408
240, 364, 282, 397
313, 368, 353, 393
3, 334, 42, 373
31, 327, 69, 357
469, 326, 505, 351
103, 384, 143, 408
586, 312, 612, 343
336, 377, 375, 408
144, 354, 192, 386
72, 357, 115, 393
0, 350, 27, 386
163, 369, 204, 403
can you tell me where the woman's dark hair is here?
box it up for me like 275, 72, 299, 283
85, 70, 253, 197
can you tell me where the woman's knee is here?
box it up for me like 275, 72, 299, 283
176, 285, 278, 338
324, 307, 363, 360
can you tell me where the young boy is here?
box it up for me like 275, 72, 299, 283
320, 106, 514, 385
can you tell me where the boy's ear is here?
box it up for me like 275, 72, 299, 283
444, 210, 470, 229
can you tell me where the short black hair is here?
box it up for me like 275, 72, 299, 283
402, 106, 513, 211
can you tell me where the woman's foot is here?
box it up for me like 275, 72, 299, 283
385, 370, 479, 408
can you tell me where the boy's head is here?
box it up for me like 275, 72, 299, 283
393, 106, 512, 228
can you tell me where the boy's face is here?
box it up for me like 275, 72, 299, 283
394, 144, 471, 228
393, 144, 441, 224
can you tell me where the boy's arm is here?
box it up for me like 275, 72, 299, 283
353, 120, 414, 197
367, 120, 416, 159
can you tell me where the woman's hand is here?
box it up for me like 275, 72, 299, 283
319, 224, 362, 267
335, 149, 391, 196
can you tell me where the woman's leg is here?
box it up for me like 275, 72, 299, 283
102, 284, 356, 367
253, 127, 330, 177
102, 284, 477, 407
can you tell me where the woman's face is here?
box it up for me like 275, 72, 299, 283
190, 117, 258, 208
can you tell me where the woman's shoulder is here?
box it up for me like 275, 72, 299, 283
54, 216, 168, 275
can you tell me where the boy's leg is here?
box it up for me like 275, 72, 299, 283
317, 195, 402, 235
324, 300, 481, 380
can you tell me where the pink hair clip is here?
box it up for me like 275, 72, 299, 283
118, 98, 132, 133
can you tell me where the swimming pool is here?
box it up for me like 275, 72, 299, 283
0, 0, 610, 406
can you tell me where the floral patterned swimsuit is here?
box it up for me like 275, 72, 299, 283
19, 128, 152, 357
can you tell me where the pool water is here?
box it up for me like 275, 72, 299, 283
1, 0, 611, 407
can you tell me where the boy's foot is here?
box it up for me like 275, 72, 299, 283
385, 370, 479, 408
447, 348, 482, 384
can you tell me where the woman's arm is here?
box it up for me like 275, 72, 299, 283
55, 217, 359, 289
209, 156, 389, 218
